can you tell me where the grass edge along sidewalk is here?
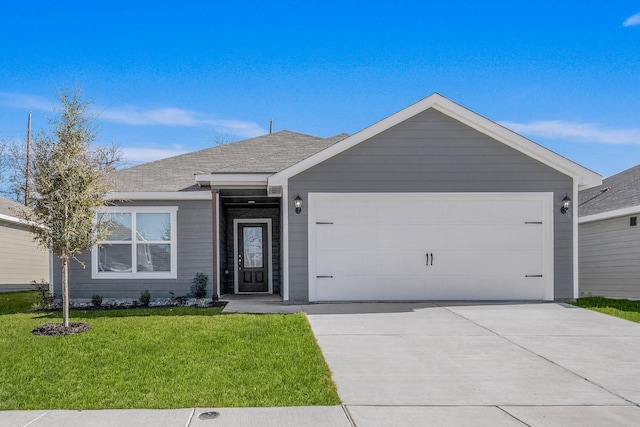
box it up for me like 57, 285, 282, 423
0, 291, 339, 410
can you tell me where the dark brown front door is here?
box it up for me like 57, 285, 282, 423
238, 223, 268, 292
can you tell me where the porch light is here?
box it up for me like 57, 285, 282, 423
560, 194, 571, 214
294, 194, 303, 214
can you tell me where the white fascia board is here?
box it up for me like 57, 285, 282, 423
107, 191, 212, 201
579, 205, 640, 224
0, 213, 27, 226
195, 173, 271, 188
268, 93, 602, 188
0, 212, 43, 228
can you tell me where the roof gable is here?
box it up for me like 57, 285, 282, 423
0, 196, 24, 218
268, 93, 601, 188
0, 195, 33, 225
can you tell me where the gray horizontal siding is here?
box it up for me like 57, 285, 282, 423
288, 108, 574, 302
579, 216, 640, 299
53, 200, 213, 299
0, 221, 49, 289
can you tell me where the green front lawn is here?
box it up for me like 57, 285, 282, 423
571, 297, 640, 323
0, 292, 339, 410
0, 290, 40, 314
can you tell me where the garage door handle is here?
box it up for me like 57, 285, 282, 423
426, 253, 433, 266
525, 274, 543, 277
317, 275, 333, 278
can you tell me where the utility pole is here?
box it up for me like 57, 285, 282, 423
25, 111, 31, 206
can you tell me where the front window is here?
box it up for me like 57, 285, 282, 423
92, 207, 177, 279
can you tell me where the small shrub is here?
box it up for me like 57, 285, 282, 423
169, 291, 187, 304
31, 279, 52, 306
91, 294, 103, 307
190, 273, 208, 299
139, 290, 151, 307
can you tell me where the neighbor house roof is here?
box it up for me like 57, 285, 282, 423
110, 130, 348, 193
0, 195, 28, 225
579, 164, 640, 221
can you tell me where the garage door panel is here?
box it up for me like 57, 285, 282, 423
317, 225, 542, 252
315, 275, 547, 301
317, 249, 427, 276
317, 249, 542, 278
317, 198, 544, 226
309, 193, 553, 301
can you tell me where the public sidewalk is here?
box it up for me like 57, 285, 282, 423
0, 406, 352, 427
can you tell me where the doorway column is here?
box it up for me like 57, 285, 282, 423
211, 188, 219, 299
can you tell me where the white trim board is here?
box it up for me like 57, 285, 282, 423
108, 191, 212, 201
268, 93, 601, 189
195, 173, 271, 188
215, 191, 221, 298
0, 213, 41, 228
579, 205, 640, 224
233, 218, 273, 294
281, 188, 290, 301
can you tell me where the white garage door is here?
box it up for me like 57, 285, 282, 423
308, 193, 553, 302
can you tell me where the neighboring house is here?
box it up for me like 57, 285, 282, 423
579, 165, 640, 299
0, 196, 50, 292
54, 93, 601, 302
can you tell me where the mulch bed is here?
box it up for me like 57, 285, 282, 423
32, 322, 92, 336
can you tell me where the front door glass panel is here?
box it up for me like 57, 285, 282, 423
243, 226, 263, 268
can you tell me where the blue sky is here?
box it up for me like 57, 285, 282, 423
1, 1, 639, 177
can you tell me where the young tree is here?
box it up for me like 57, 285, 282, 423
22, 90, 113, 328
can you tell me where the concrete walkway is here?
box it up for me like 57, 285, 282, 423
5, 299, 640, 426
221, 294, 304, 314
305, 301, 640, 426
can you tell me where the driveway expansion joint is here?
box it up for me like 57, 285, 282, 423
435, 302, 636, 407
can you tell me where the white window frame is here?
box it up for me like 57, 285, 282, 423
92, 206, 178, 279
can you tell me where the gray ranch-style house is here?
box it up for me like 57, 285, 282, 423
579, 164, 640, 299
53, 93, 602, 303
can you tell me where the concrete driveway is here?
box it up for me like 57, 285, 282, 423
304, 302, 640, 426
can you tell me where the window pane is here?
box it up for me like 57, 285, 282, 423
100, 213, 132, 241
137, 243, 171, 272
137, 213, 171, 241
98, 244, 132, 272
243, 227, 263, 268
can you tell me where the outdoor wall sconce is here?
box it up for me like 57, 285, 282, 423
294, 194, 303, 214
560, 194, 571, 214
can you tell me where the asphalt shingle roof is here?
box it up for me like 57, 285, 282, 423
579, 164, 640, 217
0, 195, 26, 219
111, 130, 348, 192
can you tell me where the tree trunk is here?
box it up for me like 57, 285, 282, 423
62, 255, 69, 328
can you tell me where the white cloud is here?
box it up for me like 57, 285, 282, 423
99, 107, 198, 126
98, 105, 266, 138
500, 120, 640, 145
623, 12, 640, 27
0, 92, 55, 111
0, 92, 266, 138
120, 146, 189, 164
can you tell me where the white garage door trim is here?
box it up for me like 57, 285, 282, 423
308, 192, 554, 302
